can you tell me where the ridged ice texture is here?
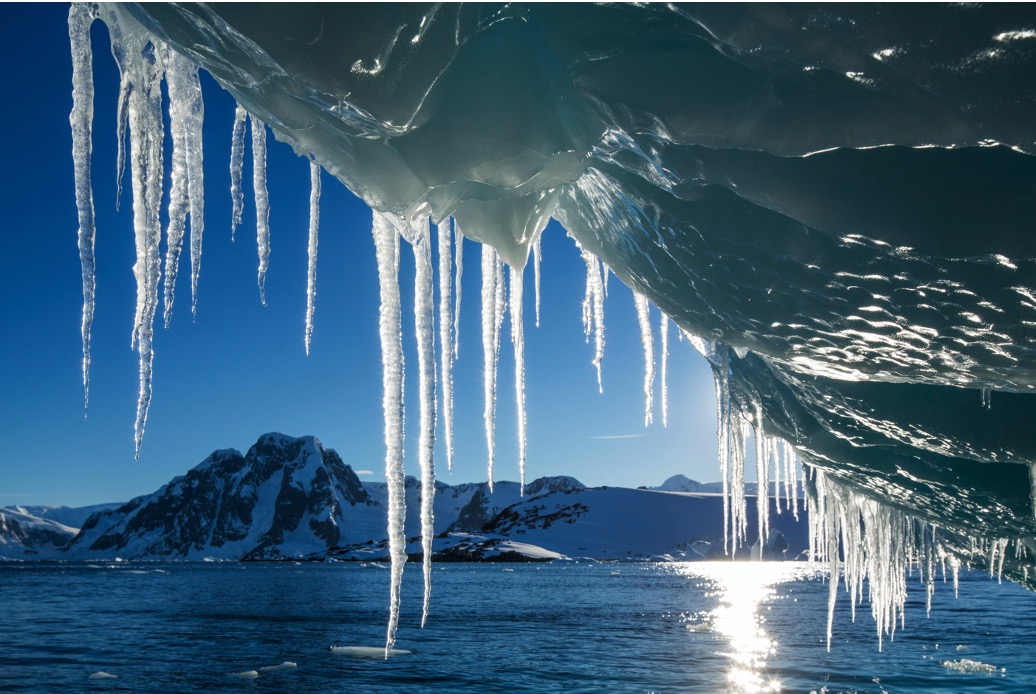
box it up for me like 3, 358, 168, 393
68, 4, 96, 415
633, 291, 654, 426
410, 218, 437, 628
371, 211, 406, 654
437, 218, 454, 470
304, 161, 320, 355
510, 265, 527, 492
251, 116, 270, 306
228, 104, 246, 241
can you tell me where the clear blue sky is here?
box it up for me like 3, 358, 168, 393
0, 5, 719, 508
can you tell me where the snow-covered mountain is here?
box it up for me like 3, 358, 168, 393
0, 507, 79, 559
64, 433, 377, 560
9, 434, 805, 562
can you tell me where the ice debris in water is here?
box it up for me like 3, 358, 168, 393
88, 672, 117, 680
941, 659, 1003, 675
332, 646, 412, 658
259, 662, 297, 672
229, 671, 259, 680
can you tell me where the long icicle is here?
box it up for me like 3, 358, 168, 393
69, 4, 96, 417
533, 235, 542, 329
304, 161, 321, 355
129, 40, 165, 459
412, 219, 437, 629
754, 402, 770, 554
634, 291, 654, 426
372, 211, 406, 655
437, 218, 454, 471
590, 257, 605, 393
251, 116, 270, 305
481, 244, 499, 490
511, 265, 527, 492
180, 58, 205, 319
161, 51, 191, 329
660, 314, 669, 427
453, 224, 463, 360
229, 104, 247, 241
115, 71, 129, 211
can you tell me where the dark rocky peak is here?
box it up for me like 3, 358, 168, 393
525, 476, 585, 498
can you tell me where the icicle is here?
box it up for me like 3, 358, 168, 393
660, 314, 669, 427
161, 51, 192, 329
981, 387, 992, 410
754, 402, 769, 553
180, 58, 205, 319
633, 291, 654, 426
533, 234, 542, 328
304, 161, 321, 355
437, 218, 454, 471
511, 265, 527, 492
579, 248, 604, 391
453, 224, 464, 360
115, 72, 129, 211
229, 104, 247, 240
128, 40, 166, 459
411, 218, 437, 629
481, 244, 499, 490
1029, 463, 1036, 522
251, 116, 270, 305
69, 4, 96, 416
371, 211, 406, 654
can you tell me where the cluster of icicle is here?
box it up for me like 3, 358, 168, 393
70, 5, 1015, 658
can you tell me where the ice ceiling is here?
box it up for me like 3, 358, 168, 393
74, 3, 1036, 648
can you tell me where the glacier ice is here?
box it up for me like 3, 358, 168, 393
72, 2, 1036, 652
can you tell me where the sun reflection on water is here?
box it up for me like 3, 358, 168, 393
678, 562, 820, 693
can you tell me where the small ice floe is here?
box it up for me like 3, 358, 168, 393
331, 646, 412, 658
685, 622, 712, 633
229, 670, 260, 679
259, 662, 297, 672
941, 659, 1003, 675
956, 644, 970, 651
88, 671, 117, 679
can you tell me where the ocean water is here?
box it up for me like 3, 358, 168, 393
1, 561, 1035, 692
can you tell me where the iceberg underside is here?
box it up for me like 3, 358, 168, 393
76, 2, 1036, 642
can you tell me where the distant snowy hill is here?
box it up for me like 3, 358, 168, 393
0, 508, 79, 559
9, 434, 808, 562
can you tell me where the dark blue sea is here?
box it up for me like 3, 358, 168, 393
1, 561, 1034, 692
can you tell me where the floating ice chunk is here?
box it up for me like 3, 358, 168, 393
259, 662, 297, 672
941, 659, 1002, 674
331, 646, 412, 658
229, 670, 259, 679
89, 672, 117, 679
